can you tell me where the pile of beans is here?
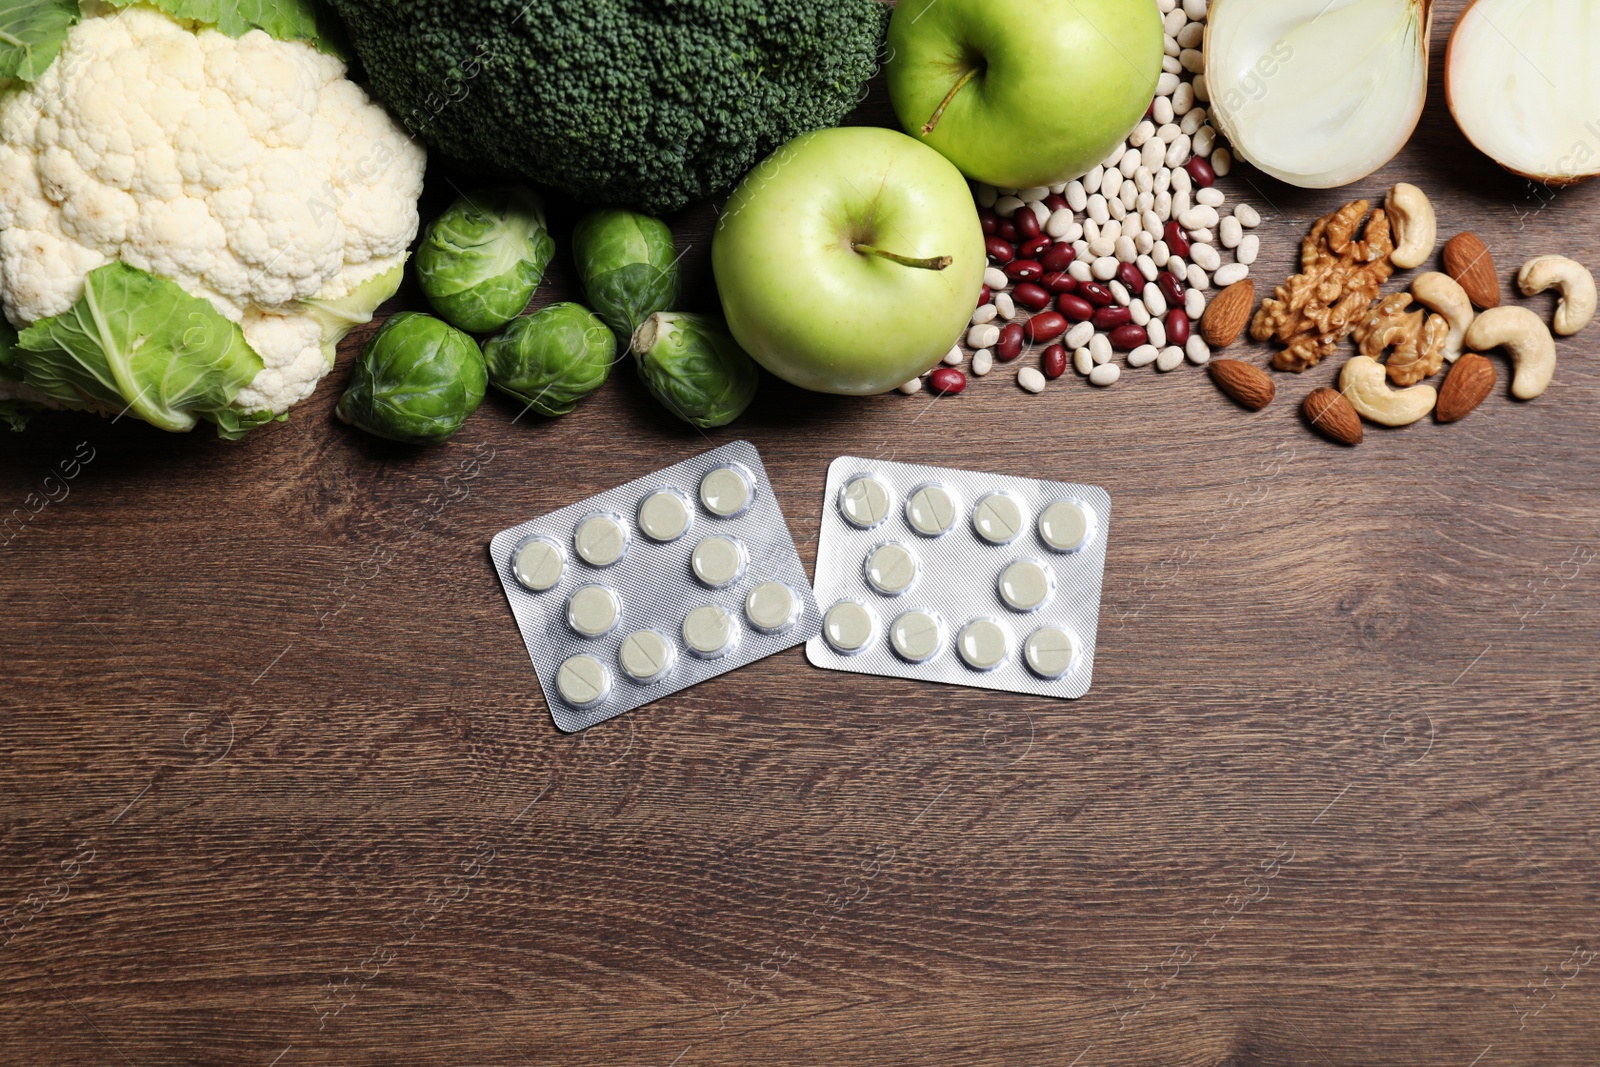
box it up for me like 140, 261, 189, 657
902, 0, 1265, 398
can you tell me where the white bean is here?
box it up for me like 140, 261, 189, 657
1180, 106, 1208, 135
1110, 280, 1131, 305
1193, 74, 1210, 103
1045, 208, 1076, 239
1186, 336, 1212, 364
1129, 121, 1156, 148
1066, 181, 1089, 211
1121, 181, 1138, 211
1108, 197, 1127, 222
1173, 190, 1192, 220
1211, 148, 1233, 176
1165, 134, 1192, 170
1073, 347, 1094, 376
1177, 21, 1204, 49
1143, 283, 1168, 316
1101, 143, 1128, 171
1136, 191, 1155, 214
1092, 257, 1120, 281
1151, 242, 1170, 268
898, 377, 922, 395
1130, 299, 1150, 326
1089, 333, 1113, 365
1213, 263, 1249, 287
1235, 203, 1261, 228
1171, 164, 1192, 192
1196, 187, 1225, 208
1141, 209, 1163, 237
1135, 166, 1154, 194
1137, 254, 1159, 282
1082, 219, 1100, 243
1179, 49, 1204, 73
972, 304, 997, 325
944, 345, 965, 366
1068, 260, 1093, 282
1183, 0, 1208, 21
1090, 363, 1122, 387
1153, 96, 1175, 125
1119, 150, 1141, 178
1168, 255, 1187, 278
1157, 122, 1181, 144
1163, 8, 1186, 35
1085, 165, 1105, 190
995, 195, 1025, 216
1101, 219, 1123, 241
1128, 344, 1159, 368
1088, 237, 1115, 259
1147, 316, 1168, 348
1115, 236, 1137, 262
1164, 33, 1181, 58
984, 266, 1009, 291
1065, 321, 1094, 350
1156, 346, 1185, 372
971, 349, 994, 376
1185, 288, 1207, 319
1018, 186, 1050, 203
1179, 205, 1219, 229
1074, 236, 1092, 257
1135, 231, 1156, 255
1219, 216, 1243, 249
1061, 221, 1084, 243
1237, 234, 1260, 266
1189, 228, 1214, 244
1192, 126, 1216, 159
1049, 182, 1067, 195
1154, 190, 1173, 218
1191, 242, 1221, 271
1173, 81, 1196, 115
1141, 138, 1167, 173
1018, 366, 1047, 394
968, 323, 1000, 349
1162, 54, 1182, 75
1186, 263, 1211, 290
995, 291, 1017, 319
1029, 200, 1049, 226
1154, 167, 1173, 193
1087, 194, 1109, 223
1101, 167, 1123, 199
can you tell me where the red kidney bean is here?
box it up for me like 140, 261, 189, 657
928, 367, 966, 395
1185, 155, 1216, 188
1093, 305, 1133, 330
996, 322, 1026, 360
1164, 221, 1191, 258
1013, 207, 1040, 240
1012, 282, 1052, 311
1041, 344, 1067, 379
1044, 193, 1070, 214
1019, 235, 1052, 259
1080, 281, 1116, 307
1057, 294, 1095, 321
978, 208, 999, 236
1041, 271, 1078, 294
1158, 271, 1185, 307
1040, 241, 1076, 272
1110, 324, 1149, 350
985, 237, 1015, 265
1117, 261, 1145, 292
998, 220, 1019, 242
978, 285, 991, 307
1023, 313, 1067, 344
1165, 309, 1191, 347
1004, 259, 1043, 281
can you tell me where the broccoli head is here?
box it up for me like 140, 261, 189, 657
328, 0, 891, 214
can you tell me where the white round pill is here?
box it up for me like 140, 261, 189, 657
682, 604, 736, 658
823, 600, 875, 654
905, 483, 958, 537
700, 465, 753, 518
972, 492, 1025, 544
556, 655, 610, 708
618, 629, 674, 683
744, 581, 799, 634
691, 535, 747, 588
566, 584, 620, 638
512, 536, 564, 592
1039, 500, 1094, 553
865, 541, 919, 597
574, 513, 628, 567
957, 618, 1010, 671
839, 474, 893, 528
1024, 626, 1081, 679
638, 489, 692, 542
998, 559, 1055, 612
889, 610, 943, 663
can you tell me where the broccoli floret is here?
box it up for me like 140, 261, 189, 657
328, 0, 890, 214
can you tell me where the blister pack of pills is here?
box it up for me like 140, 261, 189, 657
491, 441, 821, 731
806, 457, 1111, 699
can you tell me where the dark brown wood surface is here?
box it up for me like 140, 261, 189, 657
3, 4, 1599, 1063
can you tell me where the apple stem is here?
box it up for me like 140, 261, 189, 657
851, 243, 952, 271
921, 66, 980, 137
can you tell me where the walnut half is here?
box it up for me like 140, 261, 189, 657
1251, 200, 1396, 372
1354, 293, 1450, 387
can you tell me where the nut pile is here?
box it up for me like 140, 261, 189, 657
905, 0, 1264, 398
1209, 182, 1597, 446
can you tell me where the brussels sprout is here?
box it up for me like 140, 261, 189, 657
415, 186, 555, 333
336, 312, 487, 444
632, 312, 758, 429
483, 303, 615, 417
571, 208, 680, 342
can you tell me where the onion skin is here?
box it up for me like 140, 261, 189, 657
1204, 0, 1432, 189
1446, 0, 1598, 187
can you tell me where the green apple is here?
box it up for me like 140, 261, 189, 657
886, 0, 1164, 189
712, 126, 985, 396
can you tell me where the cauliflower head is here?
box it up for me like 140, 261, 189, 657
0, 6, 425, 422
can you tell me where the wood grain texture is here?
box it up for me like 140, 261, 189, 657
3, 2, 1599, 1063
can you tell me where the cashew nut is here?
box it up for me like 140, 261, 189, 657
1411, 272, 1474, 362
1465, 305, 1557, 400
1339, 355, 1437, 426
1385, 183, 1437, 270
1517, 255, 1596, 336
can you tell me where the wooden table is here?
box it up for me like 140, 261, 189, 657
3, 4, 1598, 1062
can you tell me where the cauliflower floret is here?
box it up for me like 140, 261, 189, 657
0, 6, 425, 416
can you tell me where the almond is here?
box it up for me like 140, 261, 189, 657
1435, 353, 1497, 423
1208, 358, 1275, 410
1303, 387, 1363, 446
1443, 232, 1500, 309
1201, 279, 1256, 347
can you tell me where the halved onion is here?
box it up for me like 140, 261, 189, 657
1448, 0, 1600, 186
1205, 0, 1432, 188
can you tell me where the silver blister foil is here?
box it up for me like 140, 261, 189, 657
491, 441, 820, 731
806, 456, 1111, 699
